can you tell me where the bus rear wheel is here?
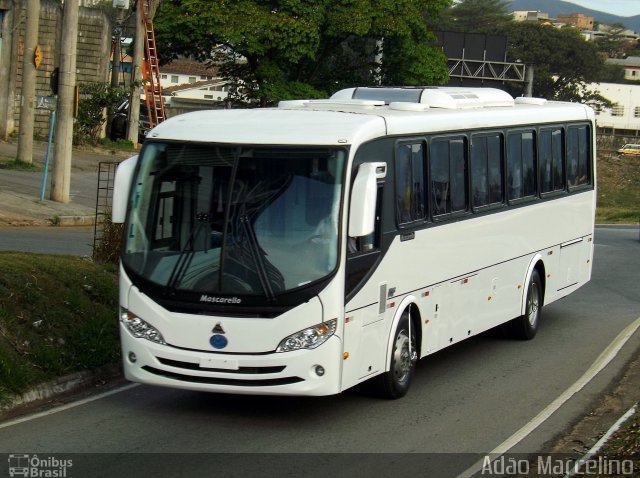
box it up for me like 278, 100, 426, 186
371, 313, 417, 399
506, 269, 542, 340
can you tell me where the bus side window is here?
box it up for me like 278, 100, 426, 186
395, 142, 426, 225
567, 125, 591, 188
507, 130, 536, 201
431, 137, 468, 216
540, 128, 565, 194
471, 133, 504, 208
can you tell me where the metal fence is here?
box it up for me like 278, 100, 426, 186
93, 161, 120, 253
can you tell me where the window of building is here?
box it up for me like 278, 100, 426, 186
539, 128, 565, 194
188, 77, 197, 83
611, 104, 625, 116
471, 133, 504, 208
200, 75, 208, 80
170, 75, 179, 83
507, 131, 536, 201
567, 125, 591, 188
634, 107, 640, 118
395, 142, 426, 224
161, 74, 167, 80
430, 137, 468, 216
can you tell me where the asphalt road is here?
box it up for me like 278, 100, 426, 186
0, 226, 95, 256
0, 227, 638, 478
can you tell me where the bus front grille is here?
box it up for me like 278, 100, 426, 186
142, 366, 304, 387
156, 357, 286, 375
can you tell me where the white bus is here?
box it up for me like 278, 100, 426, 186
112, 86, 595, 398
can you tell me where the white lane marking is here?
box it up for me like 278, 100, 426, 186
457, 316, 640, 478
0, 383, 140, 430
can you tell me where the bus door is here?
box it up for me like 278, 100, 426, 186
342, 161, 388, 387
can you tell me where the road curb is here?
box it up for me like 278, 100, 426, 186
54, 215, 96, 227
562, 402, 638, 478
0, 365, 122, 415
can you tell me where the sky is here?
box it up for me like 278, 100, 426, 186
563, 0, 640, 16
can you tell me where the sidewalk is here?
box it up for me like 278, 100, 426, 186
0, 139, 134, 226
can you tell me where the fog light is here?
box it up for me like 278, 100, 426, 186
314, 365, 325, 377
128, 352, 137, 363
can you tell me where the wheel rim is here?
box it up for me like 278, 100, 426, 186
527, 281, 540, 327
392, 329, 413, 384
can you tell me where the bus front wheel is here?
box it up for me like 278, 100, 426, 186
371, 313, 417, 399
506, 269, 543, 340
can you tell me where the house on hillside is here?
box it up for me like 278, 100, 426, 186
162, 80, 229, 114
607, 56, 640, 82
159, 58, 219, 89
512, 10, 550, 23
556, 13, 594, 30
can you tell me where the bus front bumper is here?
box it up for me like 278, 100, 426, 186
120, 325, 343, 396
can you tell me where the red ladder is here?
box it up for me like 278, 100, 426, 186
140, 0, 165, 128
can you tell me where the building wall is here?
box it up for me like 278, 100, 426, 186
0, 0, 111, 139
159, 71, 217, 88
592, 82, 640, 135
557, 13, 594, 30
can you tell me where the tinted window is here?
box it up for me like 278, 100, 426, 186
396, 142, 426, 224
507, 131, 536, 201
567, 125, 591, 187
471, 133, 504, 208
431, 138, 468, 216
539, 128, 565, 194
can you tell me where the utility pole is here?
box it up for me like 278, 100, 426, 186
106, 7, 125, 140
126, 0, 143, 147
16, 0, 40, 165
525, 65, 534, 97
51, 0, 79, 203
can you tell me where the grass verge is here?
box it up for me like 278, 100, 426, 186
594, 404, 640, 474
596, 153, 640, 224
0, 159, 42, 172
0, 253, 119, 406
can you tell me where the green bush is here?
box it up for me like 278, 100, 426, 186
73, 82, 131, 146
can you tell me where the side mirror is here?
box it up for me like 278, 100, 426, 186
112, 155, 138, 223
348, 162, 386, 237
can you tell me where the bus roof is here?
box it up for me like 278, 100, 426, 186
147, 87, 594, 146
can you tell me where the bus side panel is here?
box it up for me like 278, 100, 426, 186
346, 192, 595, 365
342, 286, 394, 390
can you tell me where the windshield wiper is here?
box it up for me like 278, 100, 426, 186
164, 217, 208, 296
239, 215, 276, 301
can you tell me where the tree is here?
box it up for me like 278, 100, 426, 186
74, 82, 131, 145
498, 23, 612, 108
594, 23, 630, 59
153, 0, 450, 106
433, 0, 514, 34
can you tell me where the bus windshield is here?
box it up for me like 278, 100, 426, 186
122, 142, 345, 300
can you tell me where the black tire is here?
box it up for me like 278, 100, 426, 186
506, 269, 543, 340
370, 312, 417, 399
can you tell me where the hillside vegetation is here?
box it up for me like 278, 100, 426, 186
0, 253, 119, 406
597, 150, 640, 224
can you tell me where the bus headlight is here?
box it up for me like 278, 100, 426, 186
120, 309, 166, 345
276, 319, 337, 353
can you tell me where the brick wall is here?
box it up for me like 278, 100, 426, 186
10, 1, 111, 135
